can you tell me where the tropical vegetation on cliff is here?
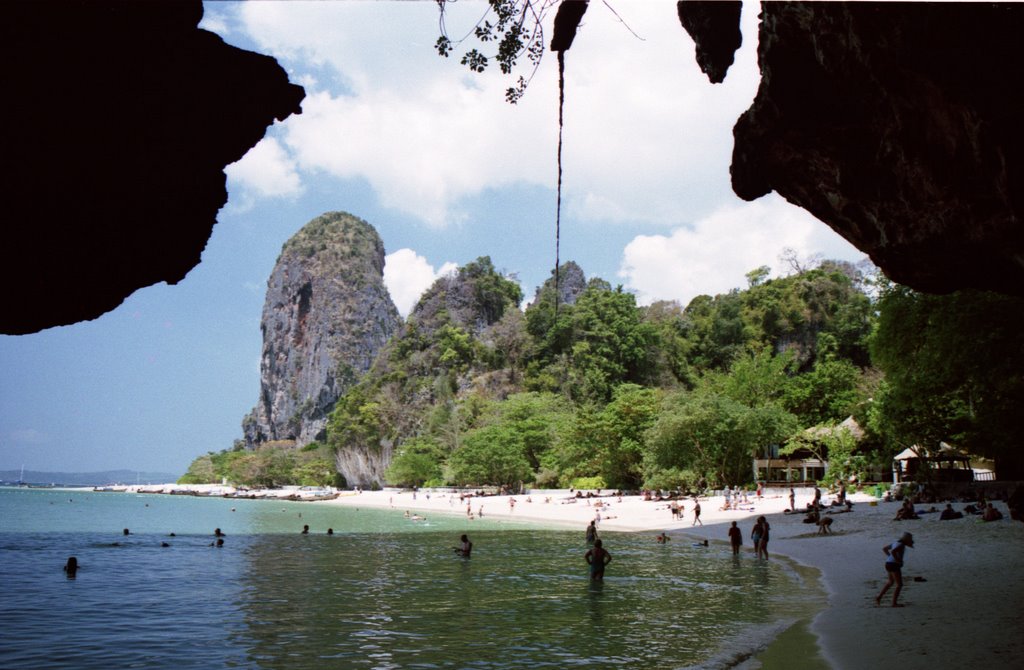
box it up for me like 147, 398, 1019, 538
182, 234, 1024, 490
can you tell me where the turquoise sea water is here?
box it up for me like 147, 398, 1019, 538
0, 488, 822, 669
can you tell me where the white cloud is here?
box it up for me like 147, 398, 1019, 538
225, 136, 303, 200
383, 248, 457, 317
618, 195, 868, 306
223, 2, 764, 228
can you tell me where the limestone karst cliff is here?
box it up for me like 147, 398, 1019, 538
243, 212, 401, 449
532, 261, 587, 308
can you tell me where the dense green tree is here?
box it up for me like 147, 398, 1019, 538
489, 392, 572, 470
687, 291, 748, 371
217, 254, 891, 490
485, 307, 532, 378
525, 275, 576, 364
869, 286, 1024, 475
783, 356, 863, 426
436, 324, 475, 372
564, 280, 658, 402
326, 383, 386, 455
547, 403, 603, 485
710, 349, 795, 408
385, 437, 446, 487
644, 389, 797, 488
459, 256, 523, 325
644, 391, 747, 487
178, 454, 216, 484
591, 384, 661, 489
641, 301, 696, 388
446, 423, 533, 487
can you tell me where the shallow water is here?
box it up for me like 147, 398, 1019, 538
0, 488, 823, 669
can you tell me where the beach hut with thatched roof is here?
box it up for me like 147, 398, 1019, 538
892, 443, 994, 483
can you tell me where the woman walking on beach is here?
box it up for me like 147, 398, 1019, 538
875, 532, 914, 607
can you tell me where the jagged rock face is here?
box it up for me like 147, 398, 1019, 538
335, 443, 394, 491
408, 275, 491, 338
533, 261, 588, 307
2, 1, 305, 334
243, 213, 401, 448
405, 257, 523, 337
680, 1, 1024, 296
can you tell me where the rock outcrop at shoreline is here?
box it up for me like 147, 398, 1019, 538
243, 212, 401, 448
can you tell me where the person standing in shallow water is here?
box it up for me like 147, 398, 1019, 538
454, 534, 472, 557
728, 521, 742, 555
876, 532, 914, 607
585, 539, 612, 581
755, 516, 770, 559
63, 556, 78, 578
585, 520, 597, 545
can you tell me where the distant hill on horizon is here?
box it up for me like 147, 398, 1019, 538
0, 469, 179, 487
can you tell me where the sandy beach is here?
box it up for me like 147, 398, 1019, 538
320, 485, 1024, 669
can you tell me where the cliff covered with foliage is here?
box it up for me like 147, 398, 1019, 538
182, 211, 1024, 489
326, 254, 879, 489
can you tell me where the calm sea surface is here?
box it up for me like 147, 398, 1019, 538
0, 487, 823, 669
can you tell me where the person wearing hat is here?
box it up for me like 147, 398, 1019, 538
875, 531, 914, 607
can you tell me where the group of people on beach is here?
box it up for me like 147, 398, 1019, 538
896, 494, 1006, 522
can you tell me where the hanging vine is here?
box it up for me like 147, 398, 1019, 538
549, 1, 588, 311
435, 1, 643, 314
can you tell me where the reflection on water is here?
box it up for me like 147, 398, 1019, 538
0, 489, 824, 669
236, 530, 806, 668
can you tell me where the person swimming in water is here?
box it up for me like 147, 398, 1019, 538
63, 556, 78, 577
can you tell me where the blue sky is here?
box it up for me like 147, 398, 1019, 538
0, 2, 866, 476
